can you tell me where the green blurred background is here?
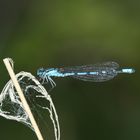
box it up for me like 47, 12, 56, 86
0, 0, 139, 140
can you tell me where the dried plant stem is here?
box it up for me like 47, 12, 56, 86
3, 58, 44, 140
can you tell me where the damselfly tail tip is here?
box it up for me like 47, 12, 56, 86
121, 68, 135, 74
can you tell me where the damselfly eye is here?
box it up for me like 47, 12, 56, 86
37, 68, 44, 76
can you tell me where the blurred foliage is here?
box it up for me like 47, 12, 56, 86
0, 0, 139, 140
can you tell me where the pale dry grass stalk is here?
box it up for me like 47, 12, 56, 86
3, 58, 44, 140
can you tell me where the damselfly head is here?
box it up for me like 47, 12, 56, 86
37, 68, 45, 76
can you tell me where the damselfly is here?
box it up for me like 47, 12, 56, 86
37, 62, 135, 88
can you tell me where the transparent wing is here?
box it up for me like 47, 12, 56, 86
92, 61, 119, 69
58, 61, 119, 82
58, 61, 119, 73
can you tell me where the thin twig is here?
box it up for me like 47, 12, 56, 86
3, 58, 44, 140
